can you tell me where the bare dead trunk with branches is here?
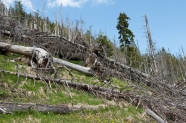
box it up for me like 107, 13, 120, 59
145, 14, 158, 74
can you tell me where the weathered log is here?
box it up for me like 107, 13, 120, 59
0, 41, 53, 68
146, 108, 167, 123
0, 41, 33, 56
0, 102, 73, 114
53, 58, 93, 76
0, 41, 92, 75
0, 101, 167, 123
0, 102, 108, 114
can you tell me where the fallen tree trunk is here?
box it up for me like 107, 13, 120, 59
146, 108, 167, 123
0, 102, 108, 114
0, 102, 75, 114
0, 41, 33, 56
0, 41, 53, 68
0, 102, 167, 123
53, 58, 93, 76
0, 41, 93, 75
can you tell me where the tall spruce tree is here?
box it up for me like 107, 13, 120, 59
14, 1, 25, 23
116, 13, 141, 68
14, 1, 25, 17
116, 12, 135, 51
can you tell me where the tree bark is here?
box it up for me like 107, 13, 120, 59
144, 15, 158, 74
53, 57, 93, 75
0, 41, 33, 56
0, 41, 53, 68
0, 102, 73, 114
0, 102, 108, 114
146, 108, 167, 123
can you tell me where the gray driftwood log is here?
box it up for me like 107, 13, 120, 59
0, 41, 53, 68
0, 102, 108, 114
0, 41, 93, 75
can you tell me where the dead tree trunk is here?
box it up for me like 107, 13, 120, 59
53, 57, 93, 75
0, 102, 74, 114
0, 102, 109, 114
145, 14, 158, 74
0, 41, 93, 75
0, 41, 53, 68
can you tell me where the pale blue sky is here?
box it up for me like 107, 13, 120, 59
3, 0, 186, 54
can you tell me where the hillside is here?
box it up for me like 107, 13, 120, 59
0, 50, 152, 123
1, 1, 186, 123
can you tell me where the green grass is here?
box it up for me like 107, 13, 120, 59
0, 88, 10, 99
0, 53, 21, 71
69, 60, 85, 66
0, 52, 151, 123
0, 72, 103, 105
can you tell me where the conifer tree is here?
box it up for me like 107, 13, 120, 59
116, 13, 141, 68
14, 1, 25, 17
14, 1, 25, 23
96, 31, 114, 57
116, 12, 135, 51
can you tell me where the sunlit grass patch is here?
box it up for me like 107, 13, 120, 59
0, 52, 150, 123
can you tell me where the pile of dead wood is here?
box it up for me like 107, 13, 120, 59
1, 15, 186, 122
1, 42, 186, 122
0, 15, 89, 61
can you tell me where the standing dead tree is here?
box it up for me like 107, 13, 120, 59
145, 14, 158, 74
0, 17, 89, 61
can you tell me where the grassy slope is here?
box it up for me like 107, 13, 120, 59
0, 52, 152, 123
